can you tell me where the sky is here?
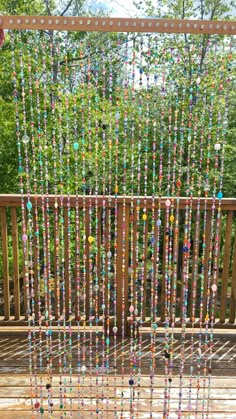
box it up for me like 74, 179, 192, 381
86, 0, 140, 17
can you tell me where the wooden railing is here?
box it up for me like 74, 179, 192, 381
0, 194, 236, 330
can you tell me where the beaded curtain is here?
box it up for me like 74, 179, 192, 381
10, 28, 234, 418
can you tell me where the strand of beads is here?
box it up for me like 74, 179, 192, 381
167, 46, 182, 415
27, 32, 43, 414
55, 36, 65, 415
129, 35, 136, 417
71, 39, 81, 413
41, 36, 54, 414
201, 51, 218, 416
162, 44, 172, 418
187, 46, 202, 416
17, 31, 37, 414
65, 36, 74, 416
80, 38, 87, 415
93, 42, 100, 417
100, 43, 107, 417
149, 34, 158, 417
106, 38, 114, 417
34, 35, 46, 412
113, 36, 121, 413
135, 34, 144, 416
49, 34, 60, 417
85, 41, 94, 416
206, 45, 230, 416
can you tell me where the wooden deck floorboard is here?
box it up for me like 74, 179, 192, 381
0, 332, 235, 417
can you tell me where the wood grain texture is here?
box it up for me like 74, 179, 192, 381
0, 16, 236, 34
220, 210, 233, 323
11, 208, 20, 320
1, 195, 236, 210
0, 208, 10, 320
229, 228, 236, 323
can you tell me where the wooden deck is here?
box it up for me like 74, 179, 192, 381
0, 330, 235, 418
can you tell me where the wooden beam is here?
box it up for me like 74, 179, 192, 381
220, 210, 234, 323
0, 15, 235, 34
1, 195, 236, 211
11, 208, 20, 321
0, 208, 10, 320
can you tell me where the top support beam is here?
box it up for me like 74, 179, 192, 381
0, 15, 236, 34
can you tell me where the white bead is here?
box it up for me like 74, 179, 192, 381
214, 143, 221, 151
81, 365, 87, 373
107, 251, 112, 259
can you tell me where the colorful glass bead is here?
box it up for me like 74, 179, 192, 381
88, 235, 94, 244
26, 201, 32, 211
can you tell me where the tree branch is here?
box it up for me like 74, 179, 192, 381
60, 0, 74, 16
44, 0, 52, 16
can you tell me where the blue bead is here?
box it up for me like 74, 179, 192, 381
150, 237, 155, 245
73, 142, 79, 151
217, 191, 223, 199
183, 246, 189, 252
26, 201, 32, 211
129, 378, 134, 386
156, 219, 161, 227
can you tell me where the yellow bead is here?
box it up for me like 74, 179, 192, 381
205, 314, 209, 321
88, 236, 94, 245
142, 214, 147, 221
170, 215, 175, 223
114, 185, 118, 194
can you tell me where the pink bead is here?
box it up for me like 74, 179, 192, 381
165, 199, 171, 207
22, 234, 27, 242
129, 305, 134, 313
212, 284, 217, 292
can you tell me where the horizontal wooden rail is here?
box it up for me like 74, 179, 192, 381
0, 194, 235, 330
0, 194, 236, 210
0, 16, 236, 35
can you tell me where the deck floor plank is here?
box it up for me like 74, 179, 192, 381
0, 332, 235, 417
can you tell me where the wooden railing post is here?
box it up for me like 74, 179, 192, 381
117, 202, 130, 336
11, 208, 20, 320
220, 210, 233, 323
0, 207, 10, 320
229, 227, 236, 324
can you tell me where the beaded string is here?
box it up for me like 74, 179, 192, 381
55, 36, 65, 416
49, 35, 60, 416
201, 50, 218, 417
166, 46, 183, 416
106, 38, 114, 417
187, 45, 201, 415
113, 35, 120, 414
129, 35, 136, 418
163, 44, 172, 418
149, 34, 158, 417
93, 43, 100, 417
100, 43, 107, 418
80, 38, 87, 415
41, 36, 54, 414
206, 44, 230, 417
85, 40, 94, 417
65, 36, 73, 416
17, 31, 37, 414
27, 32, 42, 414
70, 39, 81, 414
135, 35, 144, 417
